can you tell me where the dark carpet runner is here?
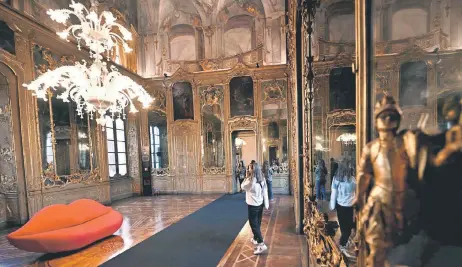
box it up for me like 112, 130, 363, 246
101, 194, 248, 267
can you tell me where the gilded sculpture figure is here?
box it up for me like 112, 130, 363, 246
355, 95, 419, 266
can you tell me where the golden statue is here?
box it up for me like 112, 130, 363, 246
355, 95, 419, 266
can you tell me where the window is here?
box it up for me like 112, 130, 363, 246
106, 118, 127, 178
150, 126, 161, 169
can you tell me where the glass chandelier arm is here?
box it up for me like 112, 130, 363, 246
47, 9, 73, 24
23, 65, 87, 98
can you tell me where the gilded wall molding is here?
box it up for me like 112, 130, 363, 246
0, 51, 29, 223
261, 79, 287, 103
228, 116, 258, 133
0, 175, 17, 194
127, 114, 141, 194
287, 0, 299, 229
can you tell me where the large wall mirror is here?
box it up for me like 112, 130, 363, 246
230, 76, 254, 117
261, 80, 288, 174
34, 45, 99, 187
148, 111, 169, 171
200, 85, 225, 173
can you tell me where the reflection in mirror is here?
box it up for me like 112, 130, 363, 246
73, 103, 91, 171
51, 95, 71, 176
37, 97, 52, 174
330, 125, 356, 166
89, 119, 98, 169
200, 86, 224, 170
261, 80, 288, 174
148, 111, 169, 170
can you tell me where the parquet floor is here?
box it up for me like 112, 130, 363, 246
219, 196, 308, 267
0, 195, 307, 267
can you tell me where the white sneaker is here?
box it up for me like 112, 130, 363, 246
254, 243, 268, 255
250, 238, 258, 246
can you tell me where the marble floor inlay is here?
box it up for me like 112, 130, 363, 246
0, 195, 307, 267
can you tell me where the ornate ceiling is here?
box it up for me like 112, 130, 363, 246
138, 0, 285, 34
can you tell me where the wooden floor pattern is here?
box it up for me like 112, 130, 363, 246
0, 195, 307, 267
219, 196, 308, 267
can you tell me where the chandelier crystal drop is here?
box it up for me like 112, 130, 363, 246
24, 0, 153, 126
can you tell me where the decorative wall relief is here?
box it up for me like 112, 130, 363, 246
127, 117, 140, 192
262, 79, 287, 102
229, 116, 257, 133
172, 82, 194, 120
200, 85, 225, 173
0, 72, 17, 194
230, 76, 254, 117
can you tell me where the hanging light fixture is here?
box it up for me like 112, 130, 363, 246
23, 0, 153, 126
336, 133, 357, 145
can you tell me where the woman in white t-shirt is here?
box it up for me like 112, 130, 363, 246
329, 161, 356, 258
241, 161, 269, 255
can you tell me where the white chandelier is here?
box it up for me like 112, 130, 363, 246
23, 0, 153, 126
48, 0, 133, 59
336, 133, 357, 145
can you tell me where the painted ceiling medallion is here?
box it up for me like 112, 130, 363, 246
23, 0, 153, 126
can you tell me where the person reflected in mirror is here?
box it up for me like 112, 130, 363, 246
262, 160, 274, 202
330, 160, 356, 258
330, 157, 339, 186
241, 161, 269, 255
236, 160, 246, 193
315, 159, 328, 200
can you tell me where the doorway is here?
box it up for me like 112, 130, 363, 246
231, 130, 256, 193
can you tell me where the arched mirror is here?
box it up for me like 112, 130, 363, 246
34, 45, 99, 187
200, 85, 225, 173
230, 76, 254, 117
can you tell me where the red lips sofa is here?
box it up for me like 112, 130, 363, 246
7, 199, 123, 253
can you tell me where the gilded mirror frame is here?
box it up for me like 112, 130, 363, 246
200, 84, 226, 175
32, 44, 100, 188
260, 79, 289, 175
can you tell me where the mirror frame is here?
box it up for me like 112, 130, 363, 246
200, 85, 225, 175
33, 44, 100, 188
